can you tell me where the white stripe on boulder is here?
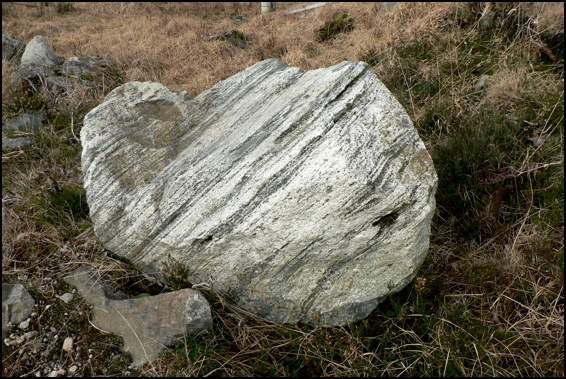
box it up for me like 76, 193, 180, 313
81, 58, 437, 326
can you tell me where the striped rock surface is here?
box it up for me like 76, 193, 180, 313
81, 59, 437, 326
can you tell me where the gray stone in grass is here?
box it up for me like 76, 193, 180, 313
19, 35, 63, 79
2, 33, 25, 62
2, 283, 36, 339
2, 110, 47, 133
16, 35, 120, 96
2, 110, 47, 151
2, 137, 35, 151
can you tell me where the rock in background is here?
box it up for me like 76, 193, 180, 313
81, 58, 438, 326
2, 33, 25, 62
2, 34, 120, 151
17, 35, 117, 95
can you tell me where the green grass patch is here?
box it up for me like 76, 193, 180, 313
316, 12, 354, 42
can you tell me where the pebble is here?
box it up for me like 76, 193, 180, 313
68, 365, 78, 374
57, 293, 74, 303
62, 337, 73, 352
47, 369, 66, 377
474, 74, 490, 91
59, 244, 71, 254
19, 319, 30, 329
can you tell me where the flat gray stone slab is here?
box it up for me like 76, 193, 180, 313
64, 267, 212, 367
2, 137, 34, 151
2, 110, 46, 132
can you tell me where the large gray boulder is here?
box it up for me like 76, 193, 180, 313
81, 58, 437, 326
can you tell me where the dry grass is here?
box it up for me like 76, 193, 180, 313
2, 2, 564, 377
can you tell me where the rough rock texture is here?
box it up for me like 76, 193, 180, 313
64, 267, 212, 367
81, 58, 438, 326
2, 110, 47, 151
2, 33, 25, 62
2, 283, 36, 338
19, 35, 64, 79
3, 34, 120, 150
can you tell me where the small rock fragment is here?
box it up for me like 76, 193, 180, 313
62, 336, 73, 352
56, 293, 74, 304
18, 319, 30, 329
47, 369, 66, 377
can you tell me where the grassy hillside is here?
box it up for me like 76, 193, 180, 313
2, 2, 563, 376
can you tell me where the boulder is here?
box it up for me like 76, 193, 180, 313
19, 35, 63, 79
64, 267, 212, 367
14, 35, 120, 96
81, 58, 438, 326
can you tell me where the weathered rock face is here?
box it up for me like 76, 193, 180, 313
19, 35, 64, 79
81, 58, 437, 326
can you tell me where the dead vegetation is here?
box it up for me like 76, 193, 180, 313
2, 2, 563, 377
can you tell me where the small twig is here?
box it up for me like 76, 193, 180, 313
2, 150, 25, 162
87, 311, 110, 334
70, 111, 80, 143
